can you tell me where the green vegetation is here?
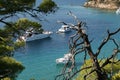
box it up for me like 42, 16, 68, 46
112, 72, 120, 80
0, 29, 14, 56
0, 0, 57, 79
0, 18, 41, 55
0, 56, 24, 79
77, 59, 120, 80
39, 0, 57, 13
4, 18, 43, 37
0, 0, 35, 15
0, 18, 45, 79
0, 0, 57, 15
1, 77, 11, 80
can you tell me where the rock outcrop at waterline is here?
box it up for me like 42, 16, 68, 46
84, 0, 120, 10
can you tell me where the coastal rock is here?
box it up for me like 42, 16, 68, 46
84, 0, 120, 10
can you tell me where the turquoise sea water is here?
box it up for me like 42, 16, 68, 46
14, 0, 120, 80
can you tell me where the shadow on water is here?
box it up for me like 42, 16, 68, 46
55, 62, 83, 76
56, 62, 83, 68
15, 37, 53, 55
56, 31, 72, 36
23, 37, 53, 52
26, 37, 52, 45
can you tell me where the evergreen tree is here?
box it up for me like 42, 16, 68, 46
0, 0, 57, 79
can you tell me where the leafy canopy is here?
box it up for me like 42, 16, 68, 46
0, 18, 43, 79
0, 0, 58, 79
77, 59, 120, 80
0, 0, 57, 15
0, 56, 25, 79
0, 18, 42, 56
38, 0, 57, 13
0, 0, 35, 15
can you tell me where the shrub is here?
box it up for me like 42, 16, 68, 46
112, 72, 120, 80
76, 59, 120, 80
0, 56, 25, 80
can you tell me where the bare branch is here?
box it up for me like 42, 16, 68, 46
75, 48, 86, 55
67, 11, 79, 23
110, 38, 119, 49
0, 15, 13, 21
69, 66, 92, 80
96, 28, 120, 56
57, 20, 68, 25
56, 12, 120, 80
0, 69, 12, 78
0, 20, 12, 27
101, 49, 120, 68
84, 69, 96, 80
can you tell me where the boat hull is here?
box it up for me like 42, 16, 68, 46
16, 31, 53, 42
26, 33, 51, 42
56, 53, 72, 64
58, 28, 71, 33
116, 8, 120, 15
57, 25, 71, 33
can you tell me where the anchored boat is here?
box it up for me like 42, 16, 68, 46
17, 28, 53, 42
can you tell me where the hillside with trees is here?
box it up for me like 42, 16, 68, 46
84, 0, 120, 10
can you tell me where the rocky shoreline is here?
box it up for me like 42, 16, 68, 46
84, 1, 119, 10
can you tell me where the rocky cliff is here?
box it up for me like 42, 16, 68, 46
84, 0, 120, 10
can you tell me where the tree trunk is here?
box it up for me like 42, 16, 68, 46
82, 33, 108, 80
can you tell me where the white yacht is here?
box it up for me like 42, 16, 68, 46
57, 25, 71, 33
56, 53, 72, 64
17, 28, 52, 42
116, 7, 120, 15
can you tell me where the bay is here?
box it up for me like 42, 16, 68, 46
15, 0, 120, 80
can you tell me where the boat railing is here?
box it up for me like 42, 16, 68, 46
43, 31, 53, 34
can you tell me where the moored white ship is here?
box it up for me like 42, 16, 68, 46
56, 53, 72, 64
116, 7, 120, 15
17, 28, 53, 42
57, 25, 71, 33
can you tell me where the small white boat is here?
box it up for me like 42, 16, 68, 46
57, 25, 71, 33
116, 8, 120, 15
56, 58, 68, 64
56, 53, 72, 64
17, 29, 52, 42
